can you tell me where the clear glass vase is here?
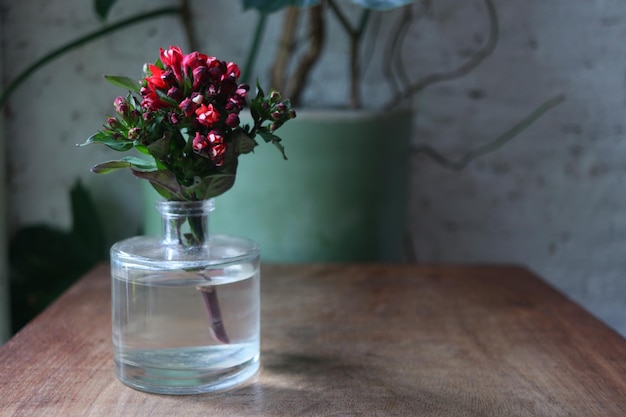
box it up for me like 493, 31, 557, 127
110, 199, 260, 395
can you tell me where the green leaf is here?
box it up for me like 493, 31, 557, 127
70, 180, 107, 260
131, 169, 187, 201
104, 75, 141, 92
91, 160, 131, 174
147, 133, 172, 159
94, 0, 119, 20
155, 88, 181, 107
234, 130, 258, 154
255, 79, 265, 99
183, 175, 236, 200
258, 130, 288, 160
91, 156, 156, 174
134, 144, 151, 155
80, 131, 134, 152
271, 137, 288, 160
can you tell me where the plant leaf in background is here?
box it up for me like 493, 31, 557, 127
70, 181, 108, 263
95, 0, 119, 20
242, 0, 320, 13
9, 181, 108, 332
352, 0, 416, 10
242, 0, 416, 13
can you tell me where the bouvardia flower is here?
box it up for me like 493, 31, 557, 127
81, 45, 296, 201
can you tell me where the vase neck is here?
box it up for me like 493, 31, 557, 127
157, 200, 215, 247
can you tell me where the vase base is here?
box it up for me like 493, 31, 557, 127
114, 346, 260, 395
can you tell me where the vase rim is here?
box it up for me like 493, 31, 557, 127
156, 199, 215, 217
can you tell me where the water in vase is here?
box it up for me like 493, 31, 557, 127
111, 247, 260, 395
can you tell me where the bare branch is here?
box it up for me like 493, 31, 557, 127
180, 0, 199, 52
271, 7, 301, 90
412, 95, 565, 170
388, 0, 499, 107
327, 0, 357, 36
286, 5, 325, 105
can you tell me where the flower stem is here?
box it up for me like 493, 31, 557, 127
0, 6, 181, 108
184, 216, 230, 344
198, 285, 230, 344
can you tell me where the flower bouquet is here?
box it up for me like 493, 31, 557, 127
82, 45, 295, 201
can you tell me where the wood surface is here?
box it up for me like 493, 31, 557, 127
1, 263, 625, 416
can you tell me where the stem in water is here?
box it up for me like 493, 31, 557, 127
198, 285, 230, 344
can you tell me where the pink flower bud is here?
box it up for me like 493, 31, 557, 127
169, 112, 181, 124
193, 66, 209, 90
167, 87, 182, 101
225, 113, 240, 128
270, 90, 281, 103
113, 97, 129, 114
161, 69, 177, 86
179, 98, 195, 117
208, 66, 223, 82
128, 127, 141, 140
107, 117, 119, 128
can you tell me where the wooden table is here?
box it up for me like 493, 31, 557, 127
1, 264, 625, 416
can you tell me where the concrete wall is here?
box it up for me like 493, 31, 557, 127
1, 0, 624, 336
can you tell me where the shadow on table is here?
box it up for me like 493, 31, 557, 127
180, 352, 494, 417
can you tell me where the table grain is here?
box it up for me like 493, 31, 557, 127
1, 263, 625, 416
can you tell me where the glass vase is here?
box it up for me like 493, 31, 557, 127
110, 199, 260, 395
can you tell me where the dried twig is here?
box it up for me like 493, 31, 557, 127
286, 5, 325, 105
326, 0, 370, 108
383, 1, 431, 100
180, 0, 199, 52
271, 7, 301, 91
388, 0, 499, 108
412, 95, 565, 170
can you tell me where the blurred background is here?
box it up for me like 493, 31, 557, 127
0, 0, 625, 342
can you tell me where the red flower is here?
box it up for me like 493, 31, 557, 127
225, 62, 240, 79
144, 64, 167, 91
160, 46, 183, 80
193, 130, 227, 166
192, 132, 208, 152
160, 46, 183, 67
182, 51, 209, 74
195, 103, 220, 127
208, 130, 226, 166
141, 91, 168, 111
